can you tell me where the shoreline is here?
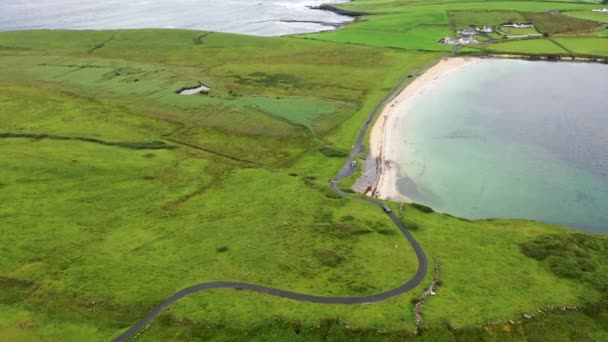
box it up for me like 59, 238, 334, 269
357, 57, 483, 201
308, 3, 365, 18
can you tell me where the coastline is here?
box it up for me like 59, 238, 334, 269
357, 57, 483, 201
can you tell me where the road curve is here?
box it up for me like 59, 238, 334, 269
113, 72, 428, 342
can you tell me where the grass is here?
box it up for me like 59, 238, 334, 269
448, 10, 526, 29
1, 1, 608, 340
0, 29, 419, 140
303, 2, 604, 56
554, 37, 608, 56
500, 26, 541, 36
523, 12, 605, 35
301, 27, 454, 51
484, 39, 569, 54
563, 10, 608, 24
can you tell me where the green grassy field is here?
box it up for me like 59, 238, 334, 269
523, 12, 604, 35
596, 29, 608, 37
555, 37, 608, 56
500, 26, 541, 36
448, 10, 526, 29
303, 1, 608, 57
482, 39, 570, 54
563, 9, 608, 24
1, 1, 608, 341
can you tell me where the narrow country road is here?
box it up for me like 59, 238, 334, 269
113, 71, 428, 342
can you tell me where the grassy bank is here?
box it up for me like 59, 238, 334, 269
1, 1, 607, 340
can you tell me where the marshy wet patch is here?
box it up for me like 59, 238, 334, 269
177, 84, 211, 95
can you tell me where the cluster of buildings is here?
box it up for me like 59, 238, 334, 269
592, 8, 608, 13
439, 25, 493, 46
439, 36, 478, 46
439, 21, 541, 46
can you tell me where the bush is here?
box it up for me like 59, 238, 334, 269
333, 222, 371, 238
576, 258, 596, 272
319, 146, 349, 158
548, 255, 582, 279
410, 203, 434, 213
402, 218, 420, 231
321, 187, 341, 199
315, 249, 344, 267
521, 243, 549, 261
520, 234, 607, 288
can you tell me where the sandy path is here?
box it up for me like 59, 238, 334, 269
365, 57, 482, 201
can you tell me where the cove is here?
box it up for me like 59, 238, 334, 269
388, 59, 608, 233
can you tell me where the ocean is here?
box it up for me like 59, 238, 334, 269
0, 0, 352, 36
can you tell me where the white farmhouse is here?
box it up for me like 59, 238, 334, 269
458, 36, 478, 45
477, 25, 493, 33
439, 37, 459, 45
439, 36, 478, 46
592, 8, 608, 13
457, 28, 478, 36
503, 23, 534, 28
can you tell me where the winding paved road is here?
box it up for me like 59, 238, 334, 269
113, 72, 428, 342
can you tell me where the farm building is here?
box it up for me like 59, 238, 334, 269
439, 36, 478, 45
503, 23, 534, 28
477, 25, 494, 33
458, 28, 478, 36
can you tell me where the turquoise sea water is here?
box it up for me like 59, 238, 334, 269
396, 59, 608, 233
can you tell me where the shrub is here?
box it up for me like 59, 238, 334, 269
520, 233, 607, 289
402, 218, 420, 231
576, 258, 596, 272
521, 243, 549, 261
547, 256, 582, 279
319, 146, 349, 158
321, 187, 341, 199
315, 249, 344, 267
410, 203, 434, 213
333, 222, 371, 238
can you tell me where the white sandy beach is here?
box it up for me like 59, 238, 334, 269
364, 57, 483, 201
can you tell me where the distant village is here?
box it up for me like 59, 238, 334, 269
439, 22, 535, 46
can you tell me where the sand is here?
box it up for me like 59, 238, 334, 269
363, 57, 483, 201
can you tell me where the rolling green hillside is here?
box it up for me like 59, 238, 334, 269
1, 0, 607, 341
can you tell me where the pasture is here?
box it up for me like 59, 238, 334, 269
1, 0, 608, 340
